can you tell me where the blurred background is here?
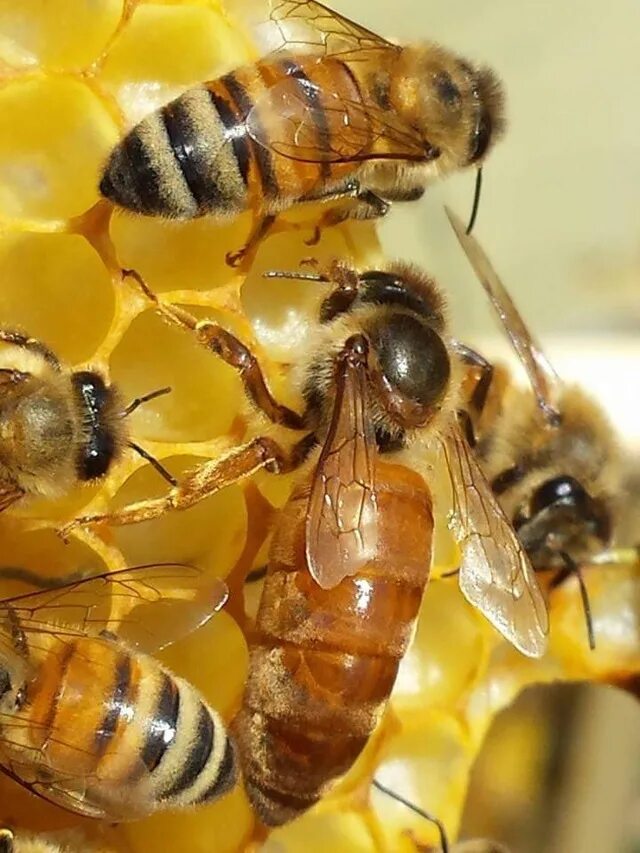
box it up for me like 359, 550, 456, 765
335, 1, 640, 851
338, 0, 640, 450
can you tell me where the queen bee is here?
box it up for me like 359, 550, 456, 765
0, 564, 235, 820
66, 263, 548, 825
100, 0, 505, 263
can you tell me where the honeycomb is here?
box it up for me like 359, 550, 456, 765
0, 2, 639, 852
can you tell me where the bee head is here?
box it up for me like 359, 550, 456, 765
400, 45, 506, 172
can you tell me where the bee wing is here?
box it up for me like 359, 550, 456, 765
1, 748, 159, 821
0, 563, 228, 654
446, 208, 562, 426
245, 75, 435, 165
441, 422, 549, 657
305, 343, 378, 589
233, 0, 398, 61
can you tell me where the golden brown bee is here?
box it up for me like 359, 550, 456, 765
448, 209, 624, 649
0, 564, 235, 820
99, 0, 505, 263
66, 264, 547, 825
0, 328, 175, 514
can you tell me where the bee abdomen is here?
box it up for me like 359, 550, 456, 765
100, 86, 249, 219
235, 461, 434, 825
149, 672, 237, 808
23, 637, 237, 816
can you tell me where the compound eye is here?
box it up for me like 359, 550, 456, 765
371, 314, 450, 408
434, 71, 461, 108
530, 475, 587, 514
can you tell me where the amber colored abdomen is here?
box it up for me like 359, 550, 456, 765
211, 55, 372, 209
234, 461, 434, 826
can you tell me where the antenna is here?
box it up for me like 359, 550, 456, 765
466, 168, 483, 234
128, 441, 177, 487
121, 386, 172, 418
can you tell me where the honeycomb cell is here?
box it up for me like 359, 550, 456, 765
99, 3, 250, 125
242, 219, 380, 363
109, 308, 243, 442
110, 456, 247, 574
372, 713, 473, 847
110, 212, 244, 293
124, 784, 253, 853
394, 581, 487, 712
551, 564, 640, 675
261, 811, 378, 853
0, 232, 114, 364
158, 610, 249, 720
0, 76, 118, 222
0, 0, 124, 71
0, 523, 108, 598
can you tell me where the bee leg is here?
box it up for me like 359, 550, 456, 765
372, 185, 425, 203
451, 342, 495, 449
305, 187, 390, 246
451, 342, 494, 415
60, 434, 315, 530
123, 273, 308, 430
226, 213, 277, 269
0, 329, 61, 370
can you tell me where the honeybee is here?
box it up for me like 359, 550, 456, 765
0, 563, 235, 820
447, 209, 623, 649
66, 264, 547, 824
0, 328, 175, 514
99, 0, 505, 264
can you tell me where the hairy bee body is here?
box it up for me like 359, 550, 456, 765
100, 39, 503, 222
0, 633, 236, 818
233, 460, 434, 826
472, 377, 618, 569
101, 56, 375, 220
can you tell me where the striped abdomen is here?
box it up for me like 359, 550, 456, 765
13, 636, 236, 819
233, 461, 433, 826
99, 56, 371, 219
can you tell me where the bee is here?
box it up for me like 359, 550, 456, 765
447, 209, 624, 649
66, 264, 547, 825
0, 328, 176, 514
0, 563, 235, 820
99, 0, 505, 264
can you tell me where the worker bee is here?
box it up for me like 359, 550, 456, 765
99, 0, 505, 264
447, 209, 623, 649
0, 563, 236, 820
0, 328, 176, 514
65, 264, 547, 824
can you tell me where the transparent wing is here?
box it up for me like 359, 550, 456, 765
233, 0, 399, 62
441, 422, 549, 657
246, 76, 434, 164
1, 745, 157, 821
446, 207, 561, 426
306, 339, 378, 589
0, 563, 228, 654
